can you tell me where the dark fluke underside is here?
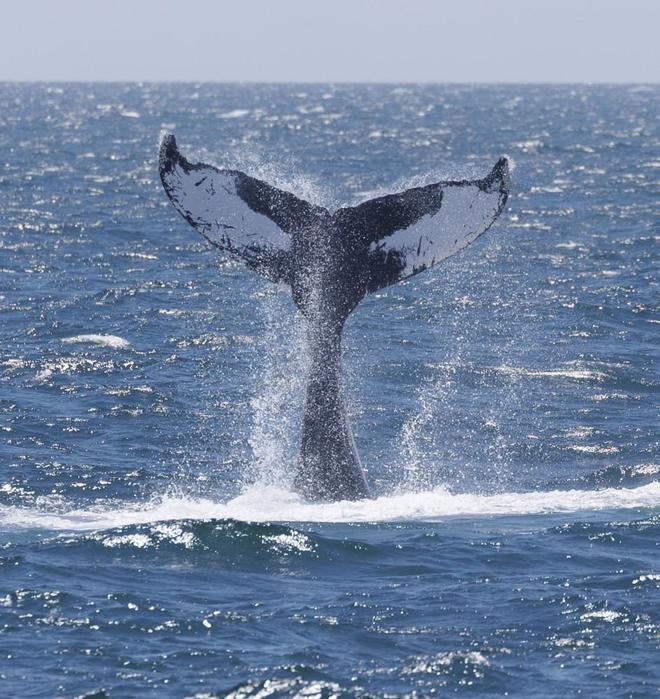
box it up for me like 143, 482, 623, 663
159, 134, 510, 501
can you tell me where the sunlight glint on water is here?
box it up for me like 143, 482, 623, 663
0, 83, 658, 698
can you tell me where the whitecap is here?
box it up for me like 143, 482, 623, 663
404, 650, 490, 674
568, 445, 620, 455
218, 109, 250, 119
580, 610, 623, 623
491, 364, 606, 381
61, 334, 129, 349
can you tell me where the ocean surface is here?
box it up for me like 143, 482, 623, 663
0, 83, 658, 698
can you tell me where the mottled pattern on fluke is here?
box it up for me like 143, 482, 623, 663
159, 134, 510, 501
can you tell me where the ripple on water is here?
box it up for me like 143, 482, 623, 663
0, 83, 658, 698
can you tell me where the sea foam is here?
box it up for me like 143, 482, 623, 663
2, 482, 659, 532
61, 334, 130, 349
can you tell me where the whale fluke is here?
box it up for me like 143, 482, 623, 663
159, 134, 510, 501
159, 134, 328, 284
337, 158, 509, 293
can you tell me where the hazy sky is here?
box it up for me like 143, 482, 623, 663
1, 0, 659, 82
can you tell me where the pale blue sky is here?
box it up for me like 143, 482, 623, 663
1, 0, 658, 82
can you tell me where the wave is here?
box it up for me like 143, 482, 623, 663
2, 482, 659, 532
218, 108, 251, 119
61, 334, 130, 349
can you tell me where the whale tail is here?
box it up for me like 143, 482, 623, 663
159, 134, 510, 300
159, 134, 510, 502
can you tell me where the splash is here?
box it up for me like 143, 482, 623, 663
2, 482, 658, 531
397, 360, 458, 491
245, 286, 307, 490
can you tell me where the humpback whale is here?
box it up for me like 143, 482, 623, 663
159, 134, 510, 502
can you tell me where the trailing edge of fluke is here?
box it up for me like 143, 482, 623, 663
159, 134, 510, 502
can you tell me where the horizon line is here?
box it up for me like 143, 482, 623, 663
0, 79, 658, 86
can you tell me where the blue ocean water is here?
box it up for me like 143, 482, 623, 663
0, 83, 658, 698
